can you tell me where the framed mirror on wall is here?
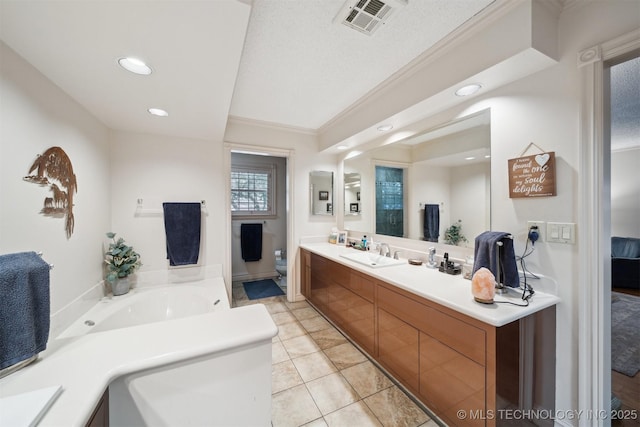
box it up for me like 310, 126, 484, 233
310, 171, 334, 216
342, 109, 491, 248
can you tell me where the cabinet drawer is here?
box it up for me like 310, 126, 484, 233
378, 284, 485, 365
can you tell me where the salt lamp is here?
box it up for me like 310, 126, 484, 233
472, 267, 496, 304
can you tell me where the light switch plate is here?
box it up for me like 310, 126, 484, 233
547, 222, 576, 244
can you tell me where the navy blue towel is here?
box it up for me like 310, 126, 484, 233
163, 202, 202, 266
241, 223, 263, 262
423, 204, 440, 242
0, 251, 51, 370
472, 231, 519, 287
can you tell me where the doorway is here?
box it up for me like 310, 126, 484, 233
606, 52, 640, 425
578, 30, 639, 421
224, 144, 295, 304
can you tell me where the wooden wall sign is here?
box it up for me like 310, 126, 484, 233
508, 151, 556, 198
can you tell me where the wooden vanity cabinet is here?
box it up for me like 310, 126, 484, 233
302, 250, 375, 353
301, 250, 515, 427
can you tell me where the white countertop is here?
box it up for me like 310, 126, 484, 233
0, 304, 277, 426
300, 242, 560, 327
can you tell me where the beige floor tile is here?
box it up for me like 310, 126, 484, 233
324, 401, 383, 427
282, 334, 321, 358
278, 321, 307, 340
323, 342, 367, 370
272, 360, 304, 394
292, 351, 337, 382
306, 372, 360, 415
272, 340, 290, 364
292, 306, 320, 321
300, 315, 332, 333
272, 310, 298, 326
341, 361, 394, 398
302, 418, 328, 427
364, 386, 430, 427
272, 384, 322, 427
310, 328, 348, 350
265, 300, 290, 314
418, 420, 440, 427
286, 300, 311, 310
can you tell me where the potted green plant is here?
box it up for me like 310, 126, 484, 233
104, 232, 141, 296
444, 220, 468, 246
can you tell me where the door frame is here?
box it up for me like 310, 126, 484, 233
224, 143, 296, 302
577, 29, 640, 424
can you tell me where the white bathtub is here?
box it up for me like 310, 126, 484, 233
1, 270, 276, 427
57, 278, 230, 339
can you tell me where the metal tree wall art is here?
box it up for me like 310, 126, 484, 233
23, 146, 78, 238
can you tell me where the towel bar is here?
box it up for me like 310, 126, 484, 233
36, 252, 54, 269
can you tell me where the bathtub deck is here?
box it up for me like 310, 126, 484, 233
0, 303, 278, 426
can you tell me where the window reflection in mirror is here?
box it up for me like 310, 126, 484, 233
344, 172, 361, 216
343, 109, 491, 248
309, 171, 334, 216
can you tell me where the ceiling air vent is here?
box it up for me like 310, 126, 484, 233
334, 0, 408, 36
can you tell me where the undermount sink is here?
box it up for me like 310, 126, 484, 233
340, 251, 406, 268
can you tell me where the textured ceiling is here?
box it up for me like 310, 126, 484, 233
228, 0, 494, 130
0, 0, 494, 141
610, 56, 640, 151
0, 0, 636, 149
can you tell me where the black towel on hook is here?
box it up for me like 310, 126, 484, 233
423, 204, 440, 242
163, 202, 201, 266
241, 223, 263, 262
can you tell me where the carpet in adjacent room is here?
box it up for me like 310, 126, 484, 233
243, 279, 285, 300
611, 292, 640, 377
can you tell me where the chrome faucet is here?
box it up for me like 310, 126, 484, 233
426, 247, 437, 268
378, 243, 391, 257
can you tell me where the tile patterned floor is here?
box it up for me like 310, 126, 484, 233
232, 281, 439, 427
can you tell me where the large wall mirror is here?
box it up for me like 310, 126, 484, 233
309, 170, 334, 216
343, 109, 491, 248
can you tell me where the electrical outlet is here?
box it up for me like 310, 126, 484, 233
527, 221, 546, 242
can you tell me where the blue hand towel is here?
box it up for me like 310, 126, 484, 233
472, 231, 519, 288
241, 223, 263, 262
163, 202, 202, 266
423, 204, 440, 242
0, 251, 51, 370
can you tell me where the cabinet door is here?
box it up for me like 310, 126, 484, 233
420, 332, 485, 427
378, 308, 419, 391
345, 273, 375, 353
301, 249, 311, 298
310, 253, 329, 309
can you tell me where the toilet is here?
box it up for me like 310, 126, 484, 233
275, 249, 287, 287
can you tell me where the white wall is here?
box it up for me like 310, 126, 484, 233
611, 148, 640, 238
0, 41, 111, 315
109, 130, 226, 274
231, 153, 287, 281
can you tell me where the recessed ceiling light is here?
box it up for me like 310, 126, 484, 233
118, 57, 152, 75
337, 145, 349, 150
148, 108, 168, 117
455, 83, 482, 97
465, 156, 476, 160
484, 155, 491, 158
377, 124, 393, 132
